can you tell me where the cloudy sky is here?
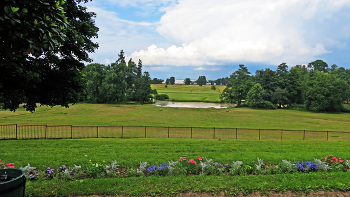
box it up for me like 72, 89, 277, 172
85, 0, 350, 80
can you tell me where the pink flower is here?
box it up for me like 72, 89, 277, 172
340, 160, 344, 162
198, 157, 204, 160
0, 163, 4, 165
187, 160, 191, 163
327, 163, 329, 165
7, 166, 14, 168
183, 155, 186, 157
7, 163, 14, 165
329, 155, 333, 157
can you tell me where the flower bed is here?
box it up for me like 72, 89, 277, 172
9, 155, 350, 182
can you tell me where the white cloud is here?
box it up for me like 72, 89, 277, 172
194, 67, 205, 70
131, 0, 350, 66
149, 66, 170, 71
86, 6, 168, 64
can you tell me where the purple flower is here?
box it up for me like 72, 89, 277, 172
60, 165, 66, 170
224, 164, 229, 167
29, 174, 35, 179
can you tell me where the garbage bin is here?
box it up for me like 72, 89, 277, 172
0, 169, 26, 197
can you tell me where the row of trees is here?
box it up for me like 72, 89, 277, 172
154, 76, 228, 86
82, 50, 153, 104
221, 61, 350, 112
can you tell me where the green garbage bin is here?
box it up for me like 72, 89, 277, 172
0, 169, 26, 197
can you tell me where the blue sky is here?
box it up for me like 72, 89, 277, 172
85, 0, 350, 80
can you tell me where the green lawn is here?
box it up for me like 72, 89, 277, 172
1, 138, 350, 196
1, 103, 350, 132
151, 84, 226, 103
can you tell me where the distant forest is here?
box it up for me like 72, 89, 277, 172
83, 50, 349, 112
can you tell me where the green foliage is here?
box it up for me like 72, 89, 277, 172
246, 83, 276, 109
0, 0, 68, 57
305, 71, 350, 112
152, 78, 164, 84
0, 0, 99, 111
183, 78, 191, 85
211, 85, 216, 90
82, 53, 153, 105
196, 76, 207, 86
133, 71, 153, 105
154, 94, 169, 100
151, 89, 158, 95
165, 78, 170, 85
169, 77, 175, 85
308, 60, 329, 72
221, 64, 253, 105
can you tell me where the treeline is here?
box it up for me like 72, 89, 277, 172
80, 50, 153, 104
221, 60, 350, 112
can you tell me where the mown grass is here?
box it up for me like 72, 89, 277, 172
1, 103, 350, 132
151, 84, 226, 103
1, 138, 350, 196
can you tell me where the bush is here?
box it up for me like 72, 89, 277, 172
211, 85, 216, 90
151, 89, 158, 94
154, 94, 169, 100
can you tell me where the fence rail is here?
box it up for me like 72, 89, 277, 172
0, 124, 350, 141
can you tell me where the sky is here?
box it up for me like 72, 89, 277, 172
85, 0, 350, 80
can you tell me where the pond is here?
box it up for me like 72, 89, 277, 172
152, 101, 236, 109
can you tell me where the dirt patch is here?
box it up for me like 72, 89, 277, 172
74, 190, 350, 197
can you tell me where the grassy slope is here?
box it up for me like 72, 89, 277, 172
151, 84, 226, 103
1, 138, 350, 196
1, 103, 350, 132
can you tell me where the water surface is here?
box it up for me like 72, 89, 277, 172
153, 101, 235, 109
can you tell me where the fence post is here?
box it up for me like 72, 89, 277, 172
145, 126, 146, 138
327, 131, 328, 141
259, 129, 260, 140
97, 126, 99, 138
281, 129, 283, 140
16, 124, 18, 139
191, 127, 192, 138
236, 128, 237, 139
303, 130, 305, 140
45, 125, 47, 139
71, 125, 73, 139
213, 127, 215, 139
168, 126, 169, 138
122, 126, 123, 138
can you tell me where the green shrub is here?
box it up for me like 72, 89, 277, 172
155, 94, 169, 100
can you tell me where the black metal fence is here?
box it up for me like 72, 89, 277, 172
1, 124, 350, 141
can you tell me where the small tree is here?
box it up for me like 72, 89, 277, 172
211, 85, 216, 90
170, 77, 175, 85
184, 78, 191, 85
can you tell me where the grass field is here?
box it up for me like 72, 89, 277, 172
2, 138, 350, 196
151, 84, 226, 103
1, 103, 350, 132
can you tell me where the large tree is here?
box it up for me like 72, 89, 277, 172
0, 0, 99, 111
221, 64, 253, 105
308, 60, 329, 72
305, 71, 350, 112
196, 76, 207, 86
